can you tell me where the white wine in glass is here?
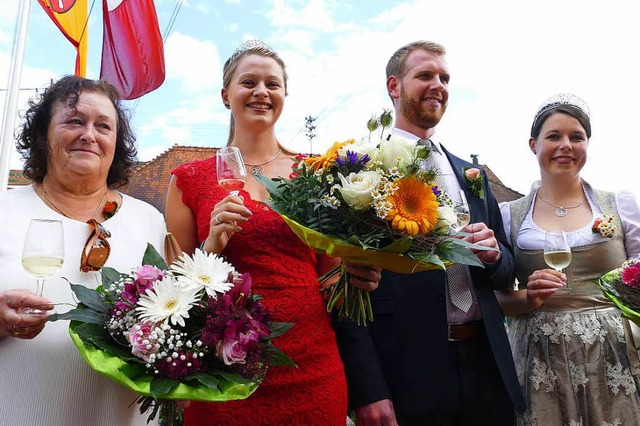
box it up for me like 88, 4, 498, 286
21, 219, 65, 314
543, 231, 571, 290
216, 147, 247, 196
452, 190, 471, 232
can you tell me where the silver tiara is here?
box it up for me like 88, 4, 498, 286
229, 39, 275, 61
533, 93, 590, 122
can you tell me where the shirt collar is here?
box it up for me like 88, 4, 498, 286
391, 127, 444, 155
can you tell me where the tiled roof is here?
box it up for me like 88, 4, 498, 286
3, 145, 517, 213
120, 144, 216, 215
480, 164, 524, 203
8, 170, 30, 186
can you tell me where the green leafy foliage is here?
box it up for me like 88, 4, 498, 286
266, 321, 294, 339
142, 243, 168, 270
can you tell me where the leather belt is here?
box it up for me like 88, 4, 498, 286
448, 320, 484, 342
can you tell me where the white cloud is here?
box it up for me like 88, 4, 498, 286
164, 31, 222, 92
224, 22, 239, 33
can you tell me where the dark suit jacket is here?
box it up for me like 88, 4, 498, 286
332, 146, 526, 416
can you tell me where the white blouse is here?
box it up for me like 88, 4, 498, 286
499, 181, 640, 259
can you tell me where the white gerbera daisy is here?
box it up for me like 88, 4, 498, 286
170, 249, 235, 298
136, 277, 199, 327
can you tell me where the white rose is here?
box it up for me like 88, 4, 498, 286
434, 205, 457, 231
338, 138, 377, 166
377, 134, 416, 169
336, 171, 381, 210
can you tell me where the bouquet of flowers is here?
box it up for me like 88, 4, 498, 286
50, 245, 294, 425
255, 113, 492, 325
598, 258, 640, 326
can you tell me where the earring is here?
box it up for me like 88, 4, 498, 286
224, 103, 230, 109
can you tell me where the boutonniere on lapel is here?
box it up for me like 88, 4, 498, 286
462, 167, 485, 199
592, 213, 617, 238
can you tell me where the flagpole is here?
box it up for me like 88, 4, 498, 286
0, 0, 32, 192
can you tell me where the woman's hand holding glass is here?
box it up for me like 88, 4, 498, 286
0, 289, 53, 339
524, 269, 566, 310
202, 196, 252, 254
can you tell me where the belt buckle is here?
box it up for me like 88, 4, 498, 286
448, 323, 463, 342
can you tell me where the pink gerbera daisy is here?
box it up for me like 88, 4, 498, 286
622, 264, 640, 288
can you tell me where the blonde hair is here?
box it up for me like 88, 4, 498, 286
222, 40, 288, 145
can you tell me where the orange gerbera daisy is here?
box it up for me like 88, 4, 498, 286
304, 139, 356, 171
385, 177, 439, 236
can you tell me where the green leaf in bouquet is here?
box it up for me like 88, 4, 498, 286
143, 243, 168, 270
189, 372, 221, 392
74, 322, 138, 361
101, 266, 128, 287
70, 283, 109, 313
48, 307, 104, 324
408, 252, 447, 270
380, 237, 413, 254
150, 377, 181, 398
439, 240, 485, 268
218, 371, 254, 385
266, 321, 294, 339
253, 173, 286, 202
263, 343, 297, 367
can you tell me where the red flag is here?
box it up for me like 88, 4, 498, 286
100, 0, 165, 100
37, 0, 88, 76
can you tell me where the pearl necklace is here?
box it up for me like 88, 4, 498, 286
40, 184, 107, 221
537, 192, 586, 217
243, 148, 283, 175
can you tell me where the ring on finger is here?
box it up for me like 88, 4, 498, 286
215, 213, 223, 224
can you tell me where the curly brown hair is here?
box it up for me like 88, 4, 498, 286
16, 75, 137, 188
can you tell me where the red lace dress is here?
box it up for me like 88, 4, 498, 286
172, 157, 348, 426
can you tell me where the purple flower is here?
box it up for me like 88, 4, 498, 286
432, 185, 442, 197
335, 151, 371, 171
215, 321, 262, 365
226, 273, 252, 307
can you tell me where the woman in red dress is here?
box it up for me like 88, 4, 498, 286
166, 40, 379, 426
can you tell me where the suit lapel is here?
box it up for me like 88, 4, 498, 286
440, 144, 484, 223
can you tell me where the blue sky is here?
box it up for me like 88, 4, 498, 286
1, 0, 640, 195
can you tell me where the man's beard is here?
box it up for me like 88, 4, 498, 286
399, 88, 446, 129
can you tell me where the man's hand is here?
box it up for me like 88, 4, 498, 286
459, 222, 501, 264
355, 399, 398, 426
344, 263, 382, 292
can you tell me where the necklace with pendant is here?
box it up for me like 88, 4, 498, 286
243, 148, 283, 176
537, 192, 586, 217
40, 184, 108, 221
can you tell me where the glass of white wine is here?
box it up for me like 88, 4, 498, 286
452, 190, 471, 232
543, 231, 571, 291
21, 219, 65, 314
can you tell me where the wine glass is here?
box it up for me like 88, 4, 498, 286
21, 219, 65, 314
452, 190, 471, 232
216, 147, 247, 196
543, 231, 572, 291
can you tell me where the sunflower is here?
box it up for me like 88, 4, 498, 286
385, 177, 439, 236
304, 139, 356, 171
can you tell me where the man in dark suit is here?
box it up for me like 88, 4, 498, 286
332, 41, 525, 425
